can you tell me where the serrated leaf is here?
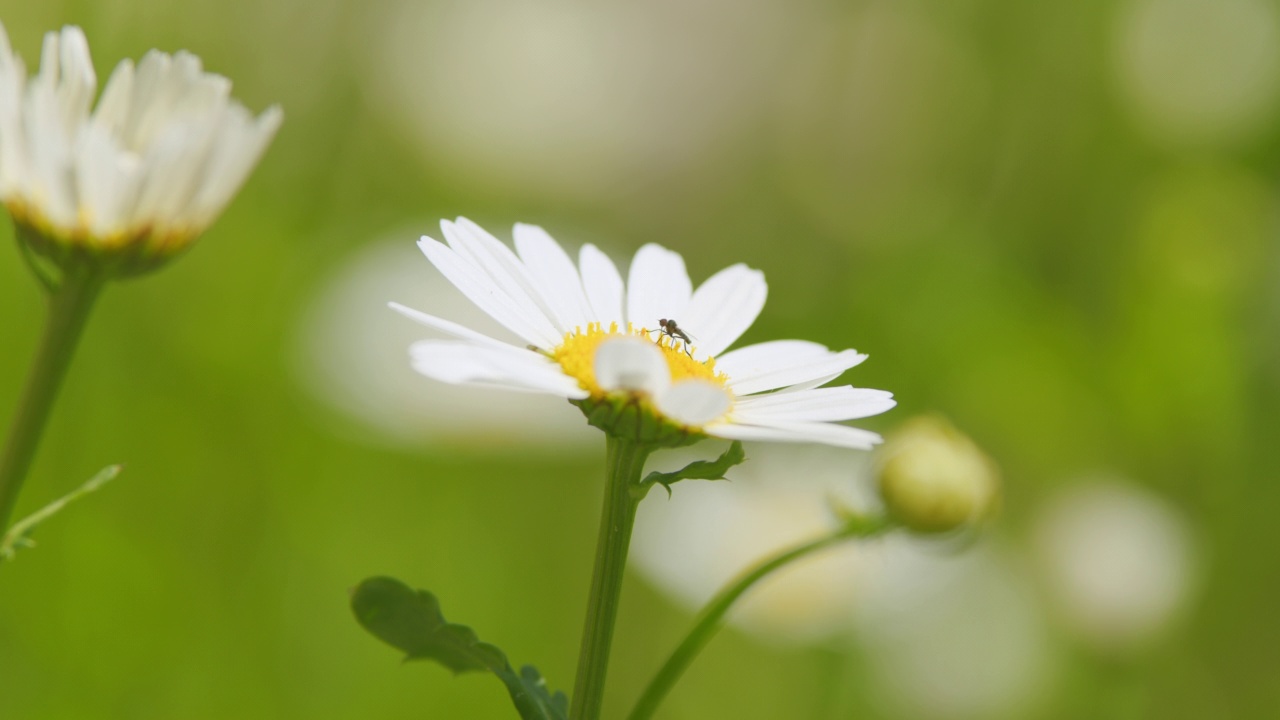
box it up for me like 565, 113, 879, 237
351, 576, 504, 673
640, 441, 746, 496
351, 576, 568, 720
501, 664, 569, 720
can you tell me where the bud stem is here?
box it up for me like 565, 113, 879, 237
570, 435, 653, 720
0, 260, 108, 536
627, 514, 893, 720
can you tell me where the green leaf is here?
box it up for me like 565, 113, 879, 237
1, 464, 120, 563
505, 664, 569, 720
640, 441, 746, 496
351, 576, 567, 720
351, 576, 503, 672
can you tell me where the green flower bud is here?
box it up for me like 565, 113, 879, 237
876, 415, 999, 534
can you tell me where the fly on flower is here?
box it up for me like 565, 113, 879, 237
391, 218, 895, 449
654, 318, 695, 358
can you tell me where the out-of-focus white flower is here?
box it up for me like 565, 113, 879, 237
0, 23, 281, 272
368, 0, 792, 199
1033, 479, 1198, 651
854, 543, 1054, 720
632, 442, 1053, 719
632, 443, 885, 642
393, 218, 894, 449
295, 234, 594, 448
1115, 0, 1280, 146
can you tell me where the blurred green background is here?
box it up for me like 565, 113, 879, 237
1, 0, 1278, 717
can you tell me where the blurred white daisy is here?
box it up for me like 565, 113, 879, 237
633, 443, 885, 642
1033, 478, 1198, 652
633, 441, 1053, 717
393, 218, 894, 448
0, 23, 281, 271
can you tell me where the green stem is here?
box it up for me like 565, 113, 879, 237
570, 435, 653, 720
627, 515, 893, 720
0, 262, 107, 534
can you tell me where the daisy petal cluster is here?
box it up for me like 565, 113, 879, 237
0, 23, 281, 274
393, 218, 894, 449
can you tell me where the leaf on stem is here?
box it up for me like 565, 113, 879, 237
640, 441, 745, 497
1, 464, 120, 562
351, 576, 568, 720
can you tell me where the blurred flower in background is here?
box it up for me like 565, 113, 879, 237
633, 431, 1053, 718
1033, 478, 1199, 653
854, 543, 1053, 720
0, 23, 281, 274
633, 443, 884, 642
1114, 0, 1280, 147
367, 0, 795, 200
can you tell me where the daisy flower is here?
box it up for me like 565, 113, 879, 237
0, 23, 281, 274
392, 218, 894, 449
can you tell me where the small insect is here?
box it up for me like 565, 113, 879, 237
655, 318, 695, 357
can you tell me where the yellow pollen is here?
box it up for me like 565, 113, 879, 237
553, 322, 726, 396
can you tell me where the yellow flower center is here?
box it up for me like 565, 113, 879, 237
553, 322, 726, 396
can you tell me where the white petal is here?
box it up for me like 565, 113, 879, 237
22, 85, 77, 227
0, 21, 12, 61
625, 243, 692, 332
717, 340, 829, 375
656, 380, 732, 426
443, 218, 566, 334
717, 340, 867, 396
32, 27, 95, 139
579, 243, 625, 327
514, 223, 593, 333
54, 27, 96, 128
705, 420, 883, 450
388, 301, 523, 353
681, 263, 767, 358
410, 340, 587, 399
90, 59, 134, 134
124, 51, 212, 150
0, 22, 26, 193
732, 386, 896, 423
131, 114, 222, 235
186, 104, 282, 229
594, 336, 670, 396
769, 372, 845, 394
74, 122, 141, 239
417, 236, 562, 349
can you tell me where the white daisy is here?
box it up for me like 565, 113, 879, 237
392, 218, 895, 449
0, 23, 281, 270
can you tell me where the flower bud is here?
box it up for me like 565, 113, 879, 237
875, 415, 999, 533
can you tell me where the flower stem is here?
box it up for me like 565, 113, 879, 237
0, 261, 107, 535
570, 435, 653, 720
627, 515, 893, 720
